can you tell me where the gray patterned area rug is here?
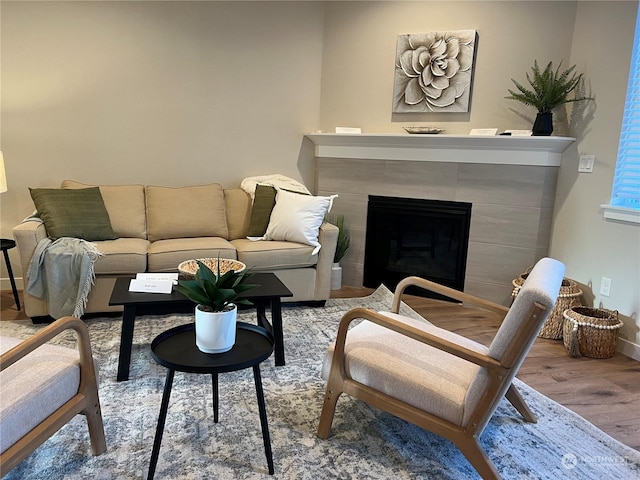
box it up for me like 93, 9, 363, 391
2, 287, 640, 480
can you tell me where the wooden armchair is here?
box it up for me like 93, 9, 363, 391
0, 316, 106, 475
317, 257, 565, 480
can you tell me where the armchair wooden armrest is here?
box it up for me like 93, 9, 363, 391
1, 316, 93, 373
391, 276, 509, 316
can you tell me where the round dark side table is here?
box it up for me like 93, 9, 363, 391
1, 239, 21, 310
147, 322, 275, 479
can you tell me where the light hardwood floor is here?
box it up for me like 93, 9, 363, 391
2, 287, 639, 451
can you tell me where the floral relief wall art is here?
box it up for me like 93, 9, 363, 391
392, 29, 478, 113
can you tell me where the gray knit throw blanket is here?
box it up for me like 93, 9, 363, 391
26, 237, 102, 319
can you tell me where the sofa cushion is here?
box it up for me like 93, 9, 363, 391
29, 187, 118, 241
62, 180, 147, 239
146, 184, 229, 242
247, 185, 277, 237
231, 238, 317, 270
92, 238, 149, 274
264, 189, 337, 255
0, 337, 81, 455
147, 237, 237, 272
224, 188, 251, 240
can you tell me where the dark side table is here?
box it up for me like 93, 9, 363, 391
147, 322, 275, 479
1, 239, 21, 310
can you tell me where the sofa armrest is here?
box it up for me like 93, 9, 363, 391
12, 220, 48, 278
314, 222, 339, 300
12, 220, 49, 317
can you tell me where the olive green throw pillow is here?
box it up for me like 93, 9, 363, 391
29, 187, 118, 241
246, 184, 277, 237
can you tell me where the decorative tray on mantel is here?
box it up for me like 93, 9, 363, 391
403, 126, 445, 134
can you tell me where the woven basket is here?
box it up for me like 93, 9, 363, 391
562, 307, 622, 359
512, 273, 583, 339
177, 258, 246, 280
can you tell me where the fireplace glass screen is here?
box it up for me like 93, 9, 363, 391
364, 196, 471, 300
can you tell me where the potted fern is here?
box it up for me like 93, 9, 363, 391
505, 60, 592, 135
326, 214, 351, 290
177, 258, 257, 353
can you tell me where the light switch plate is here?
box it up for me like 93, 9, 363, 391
579, 154, 595, 173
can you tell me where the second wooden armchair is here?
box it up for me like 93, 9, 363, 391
317, 257, 565, 480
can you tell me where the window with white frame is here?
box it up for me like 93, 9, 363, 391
603, 6, 640, 224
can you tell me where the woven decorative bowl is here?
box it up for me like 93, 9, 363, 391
177, 258, 246, 280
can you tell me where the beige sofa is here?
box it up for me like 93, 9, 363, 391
13, 180, 338, 320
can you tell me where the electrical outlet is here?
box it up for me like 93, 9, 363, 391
600, 277, 612, 297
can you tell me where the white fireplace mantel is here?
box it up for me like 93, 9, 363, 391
305, 133, 575, 167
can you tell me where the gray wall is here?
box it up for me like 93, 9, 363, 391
1, 1, 324, 222
1, 1, 638, 356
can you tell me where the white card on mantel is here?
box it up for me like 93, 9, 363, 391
129, 279, 173, 294
469, 128, 498, 136
335, 127, 362, 134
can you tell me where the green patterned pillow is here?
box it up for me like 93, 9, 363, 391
246, 184, 277, 237
29, 187, 118, 241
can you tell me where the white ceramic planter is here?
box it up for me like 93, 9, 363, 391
194, 304, 237, 353
331, 262, 342, 290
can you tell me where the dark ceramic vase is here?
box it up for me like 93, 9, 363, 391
532, 112, 553, 136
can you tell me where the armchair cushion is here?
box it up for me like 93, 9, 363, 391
322, 312, 487, 425
0, 337, 81, 455
29, 187, 117, 241
488, 258, 564, 365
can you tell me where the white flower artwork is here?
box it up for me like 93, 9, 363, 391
392, 30, 477, 113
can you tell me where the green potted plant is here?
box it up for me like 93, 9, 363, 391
505, 60, 592, 135
325, 214, 351, 289
177, 258, 257, 353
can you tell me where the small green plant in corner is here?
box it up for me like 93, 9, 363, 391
505, 60, 592, 113
177, 259, 258, 313
326, 214, 351, 263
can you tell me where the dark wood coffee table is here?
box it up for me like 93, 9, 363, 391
147, 322, 275, 478
109, 272, 293, 381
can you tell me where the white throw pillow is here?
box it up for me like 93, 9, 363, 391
264, 189, 338, 254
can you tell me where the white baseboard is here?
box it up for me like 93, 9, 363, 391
618, 338, 640, 361
1, 276, 24, 292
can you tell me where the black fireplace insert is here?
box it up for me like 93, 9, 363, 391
364, 196, 471, 301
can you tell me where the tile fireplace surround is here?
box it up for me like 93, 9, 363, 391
307, 133, 575, 305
